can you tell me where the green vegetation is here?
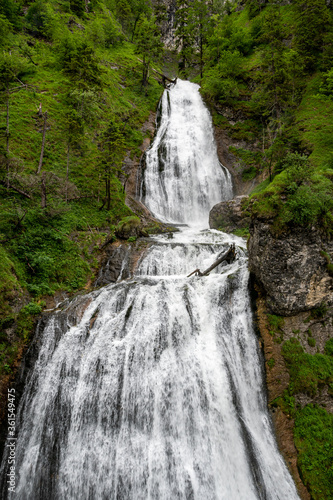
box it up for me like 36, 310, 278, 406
267, 313, 284, 343
294, 405, 333, 500
198, 1, 333, 236
277, 337, 333, 499
282, 338, 333, 397
0, 0, 166, 381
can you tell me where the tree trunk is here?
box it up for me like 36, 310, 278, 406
41, 171, 46, 208
66, 143, 70, 203
187, 245, 236, 277
200, 29, 203, 80
37, 112, 47, 175
106, 174, 111, 211
0, 180, 31, 199
6, 86, 10, 189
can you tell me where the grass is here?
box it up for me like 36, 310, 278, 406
295, 74, 333, 169
294, 405, 333, 500
282, 338, 333, 397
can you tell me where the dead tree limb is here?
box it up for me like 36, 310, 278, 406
187, 244, 236, 278
37, 111, 48, 174
136, 59, 176, 86
0, 180, 31, 199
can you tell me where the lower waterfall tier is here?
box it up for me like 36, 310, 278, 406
0, 230, 299, 500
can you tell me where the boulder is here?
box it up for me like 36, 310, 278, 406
115, 216, 148, 239
209, 195, 250, 232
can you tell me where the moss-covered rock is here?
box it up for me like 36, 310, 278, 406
115, 216, 148, 239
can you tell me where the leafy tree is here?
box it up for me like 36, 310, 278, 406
116, 0, 132, 31
205, 14, 253, 65
192, 0, 211, 78
152, 0, 167, 31
134, 14, 163, 88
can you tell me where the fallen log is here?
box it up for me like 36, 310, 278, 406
0, 180, 31, 199
187, 244, 236, 277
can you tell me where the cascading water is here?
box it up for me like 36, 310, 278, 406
0, 80, 300, 500
140, 80, 233, 227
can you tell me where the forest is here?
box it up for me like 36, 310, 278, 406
0, 0, 333, 498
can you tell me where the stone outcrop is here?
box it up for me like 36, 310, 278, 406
209, 195, 250, 232
248, 221, 333, 316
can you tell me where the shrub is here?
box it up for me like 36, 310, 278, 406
308, 337, 316, 347
325, 338, 333, 357
22, 302, 43, 315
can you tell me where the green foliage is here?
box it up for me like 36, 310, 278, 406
267, 314, 284, 331
294, 405, 333, 499
307, 337, 316, 347
267, 358, 275, 369
70, 0, 85, 16
26, 1, 57, 40
134, 14, 163, 86
0, 14, 12, 46
319, 68, 333, 98
250, 151, 333, 232
282, 338, 333, 397
325, 338, 333, 356
22, 302, 43, 315
0, 0, 22, 29
57, 36, 104, 90
202, 50, 243, 103
310, 302, 328, 319
293, 0, 332, 72
232, 227, 250, 239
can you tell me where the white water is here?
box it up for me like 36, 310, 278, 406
0, 80, 299, 499
141, 80, 233, 227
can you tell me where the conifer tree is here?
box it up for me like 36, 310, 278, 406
134, 14, 163, 88
99, 120, 126, 210
175, 0, 196, 75
293, 0, 331, 71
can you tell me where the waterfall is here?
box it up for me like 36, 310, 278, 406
0, 80, 300, 500
140, 80, 233, 227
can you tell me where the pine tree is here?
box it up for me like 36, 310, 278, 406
134, 15, 163, 88
175, 0, 196, 75
293, 0, 331, 71
99, 120, 126, 211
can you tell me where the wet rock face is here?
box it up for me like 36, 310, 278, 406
248, 222, 333, 316
94, 246, 130, 287
209, 196, 250, 232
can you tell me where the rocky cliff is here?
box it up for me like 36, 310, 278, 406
248, 222, 333, 316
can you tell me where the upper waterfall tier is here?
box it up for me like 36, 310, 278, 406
141, 80, 233, 227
